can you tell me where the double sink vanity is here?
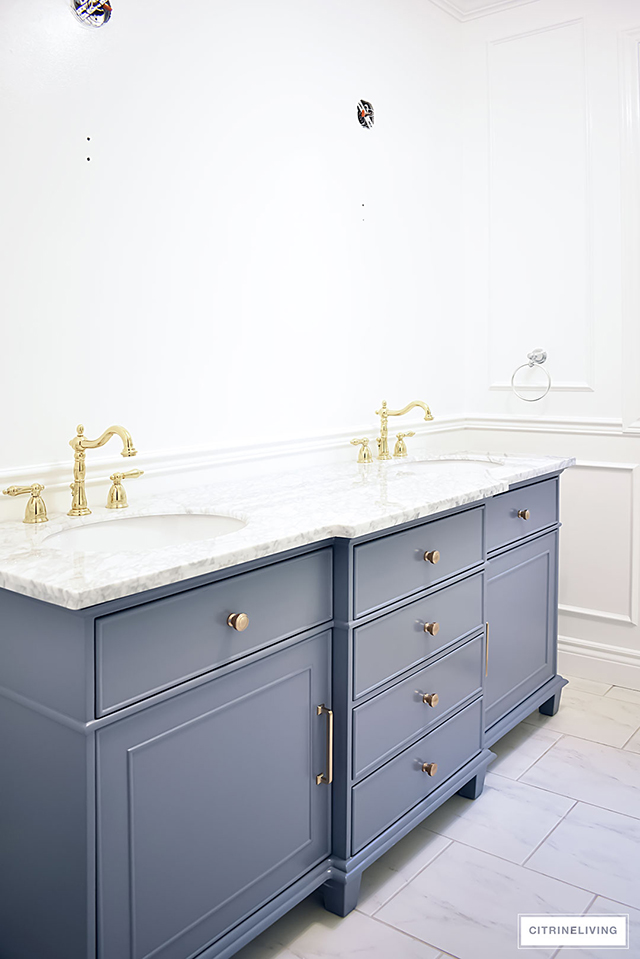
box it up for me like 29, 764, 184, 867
0, 422, 574, 959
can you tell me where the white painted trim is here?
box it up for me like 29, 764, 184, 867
462, 414, 624, 435
2, 413, 632, 494
558, 634, 640, 691
558, 604, 634, 626
0, 415, 467, 494
619, 27, 640, 433
428, 0, 541, 23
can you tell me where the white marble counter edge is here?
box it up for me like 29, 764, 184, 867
0, 454, 575, 610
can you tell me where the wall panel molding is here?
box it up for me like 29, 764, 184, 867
559, 461, 639, 627
619, 27, 640, 432
486, 18, 595, 394
429, 0, 541, 22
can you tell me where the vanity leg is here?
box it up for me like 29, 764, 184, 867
539, 688, 563, 716
321, 871, 362, 917
457, 768, 486, 800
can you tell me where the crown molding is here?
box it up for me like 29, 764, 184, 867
428, 0, 541, 23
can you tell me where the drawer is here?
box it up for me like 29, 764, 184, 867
486, 477, 557, 552
352, 634, 483, 779
95, 548, 333, 716
353, 572, 483, 698
353, 507, 483, 617
351, 698, 482, 854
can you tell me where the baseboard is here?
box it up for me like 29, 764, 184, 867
558, 635, 640, 691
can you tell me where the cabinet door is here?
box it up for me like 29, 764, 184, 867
485, 532, 557, 730
97, 632, 331, 959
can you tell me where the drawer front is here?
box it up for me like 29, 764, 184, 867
96, 548, 333, 715
486, 478, 557, 552
353, 507, 484, 617
353, 572, 483, 698
352, 634, 483, 779
351, 699, 482, 854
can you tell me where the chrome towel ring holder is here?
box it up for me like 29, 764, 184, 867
511, 349, 551, 402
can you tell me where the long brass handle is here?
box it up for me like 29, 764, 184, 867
485, 621, 489, 677
315, 704, 334, 785
424, 622, 440, 636
517, 509, 530, 520
227, 612, 249, 631
422, 762, 438, 776
424, 550, 440, 564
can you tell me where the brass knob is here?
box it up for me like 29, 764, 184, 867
424, 549, 440, 564
517, 509, 530, 520
422, 692, 439, 707
424, 622, 440, 636
422, 762, 438, 776
227, 612, 249, 631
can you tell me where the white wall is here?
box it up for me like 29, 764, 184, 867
458, 0, 640, 687
3, 0, 640, 687
0, 0, 463, 492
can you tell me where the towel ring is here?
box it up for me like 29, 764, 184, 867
511, 349, 551, 402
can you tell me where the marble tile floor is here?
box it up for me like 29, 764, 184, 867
235, 676, 640, 959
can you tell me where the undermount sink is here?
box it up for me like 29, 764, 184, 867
406, 456, 507, 468
44, 513, 247, 552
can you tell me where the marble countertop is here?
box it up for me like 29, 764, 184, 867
0, 452, 574, 610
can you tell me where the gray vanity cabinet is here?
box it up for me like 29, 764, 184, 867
97, 630, 331, 959
485, 531, 557, 731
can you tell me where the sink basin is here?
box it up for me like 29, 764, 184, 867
44, 513, 246, 552
405, 456, 508, 468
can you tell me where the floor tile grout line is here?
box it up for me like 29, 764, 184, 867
619, 724, 640, 748
508, 777, 640, 822
523, 855, 639, 909
367, 910, 451, 954
520, 719, 640, 751
500, 733, 567, 782
519, 800, 579, 866
368, 837, 454, 918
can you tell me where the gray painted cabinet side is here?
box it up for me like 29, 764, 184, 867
0, 695, 92, 959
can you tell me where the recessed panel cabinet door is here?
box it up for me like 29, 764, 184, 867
485, 532, 557, 731
97, 632, 331, 959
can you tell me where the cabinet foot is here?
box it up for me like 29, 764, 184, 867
457, 768, 486, 800
321, 871, 362, 917
539, 688, 563, 717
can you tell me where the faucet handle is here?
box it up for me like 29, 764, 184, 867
106, 469, 144, 510
3, 483, 48, 524
351, 438, 373, 464
393, 431, 415, 458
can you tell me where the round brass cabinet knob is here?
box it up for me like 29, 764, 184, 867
517, 509, 530, 520
422, 692, 439, 707
422, 762, 438, 776
424, 549, 440, 565
424, 622, 440, 636
227, 612, 249, 631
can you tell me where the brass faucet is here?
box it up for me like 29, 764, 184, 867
374, 400, 433, 460
69, 424, 138, 516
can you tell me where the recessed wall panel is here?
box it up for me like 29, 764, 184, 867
488, 21, 591, 390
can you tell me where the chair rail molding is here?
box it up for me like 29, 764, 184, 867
619, 26, 640, 433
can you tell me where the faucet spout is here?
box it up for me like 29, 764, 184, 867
68, 424, 138, 516
374, 399, 433, 461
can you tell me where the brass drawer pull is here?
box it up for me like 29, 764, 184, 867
517, 509, 530, 520
422, 692, 439, 707
485, 621, 489, 677
424, 549, 440, 564
227, 612, 249, 631
316, 704, 334, 785
424, 621, 440, 636
422, 762, 438, 776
